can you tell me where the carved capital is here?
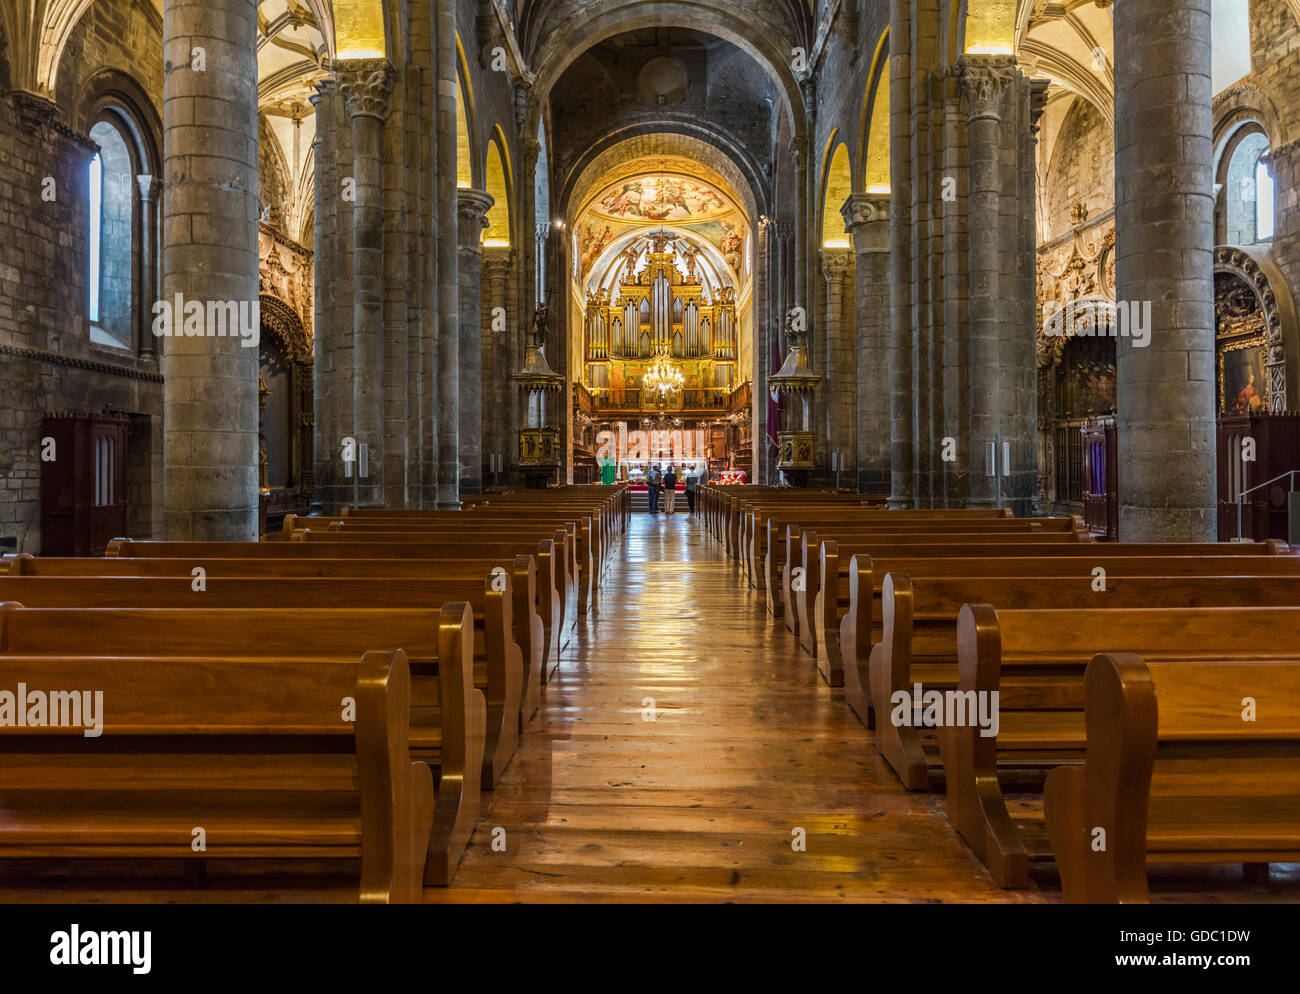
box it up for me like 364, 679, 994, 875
136, 174, 161, 203
821, 248, 853, 283
483, 250, 514, 278
337, 60, 395, 120
957, 55, 1018, 123
841, 192, 890, 254
457, 187, 495, 251
12, 91, 57, 133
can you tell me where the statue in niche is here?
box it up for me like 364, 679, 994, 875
530, 299, 550, 348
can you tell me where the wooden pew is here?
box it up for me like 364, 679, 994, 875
0, 647, 433, 903
1045, 653, 1300, 903
872, 573, 1300, 791
782, 532, 1084, 652
0, 603, 488, 887
944, 604, 1300, 886
789, 520, 1083, 662
752, 506, 1037, 593
7, 550, 562, 691
0, 569, 535, 764
833, 542, 1294, 726
318, 506, 607, 610
106, 534, 580, 654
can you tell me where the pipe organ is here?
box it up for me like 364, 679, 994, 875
584, 237, 737, 395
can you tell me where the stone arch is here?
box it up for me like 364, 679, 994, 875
561, 130, 763, 227
523, 1, 808, 156
75, 67, 162, 174
856, 28, 890, 194
820, 136, 851, 247
1214, 82, 1287, 154
456, 33, 478, 188
485, 127, 512, 247
1214, 246, 1300, 414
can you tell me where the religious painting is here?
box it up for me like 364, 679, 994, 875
1219, 340, 1268, 415
591, 175, 733, 223
1215, 270, 1270, 414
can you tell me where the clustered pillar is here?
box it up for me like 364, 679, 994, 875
457, 188, 493, 495
843, 193, 890, 494
338, 60, 394, 509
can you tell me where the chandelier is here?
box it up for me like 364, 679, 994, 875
642, 352, 684, 398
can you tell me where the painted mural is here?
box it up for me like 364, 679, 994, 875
592, 175, 732, 223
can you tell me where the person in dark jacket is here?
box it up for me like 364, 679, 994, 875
662, 464, 678, 514
646, 465, 662, 513
684, 464, 701, 515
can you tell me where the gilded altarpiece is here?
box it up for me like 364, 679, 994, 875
1035, 211, 1117, 511
583, 234, 739, 410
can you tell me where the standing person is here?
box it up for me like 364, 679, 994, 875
646, 464, 661, 514
662, 463, 678, 514
684, 463, 699, 516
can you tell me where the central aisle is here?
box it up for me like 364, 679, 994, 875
429, 511, 1044, 903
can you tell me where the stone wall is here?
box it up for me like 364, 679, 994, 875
0, 0, 164, 552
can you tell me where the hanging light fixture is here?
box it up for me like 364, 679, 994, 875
642, 350, 684, 398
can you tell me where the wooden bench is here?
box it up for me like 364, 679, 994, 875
314, 509, 604, 611
0, 603, 488, 887
833, 542, 1295, 726
750, 507, 1043, 593
781, 532, 1085, 653
106, 534, 579, 654
786, 520, 1084, 658
9, 550, 563, 690
0, 641, 436, 903
943, 604, 1300, 886
872, 573, 1300, 791
1044, 653, 1300, 903
0, 568, 535, 765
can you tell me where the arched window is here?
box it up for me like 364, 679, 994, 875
88, 117, 135, 348
1223, 130, 1272, 245
85, 99, 157, 353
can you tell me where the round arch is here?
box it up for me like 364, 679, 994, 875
485, 126, 513, 246
819, 135, 851, 247
563, 131, 761, 228
1215, 245, 1300, 413
455, 33, 479, 188
856, 28, 890, 194
523, 1, 808, 155
585, 225, 739, 299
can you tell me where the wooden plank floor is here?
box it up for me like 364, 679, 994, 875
2, 510, 1296, 903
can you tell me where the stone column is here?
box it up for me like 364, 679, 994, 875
483, 249, 512, 487
436, 0, 460, 506
821, 247, 854, 484
136, 174, 161, 360
843, 192, 891, 493
1115, 0, 1217, 540
457, 188, 493, 496
310, 81, 343, 511
161, 0, 260, 540
959, 54, 1017, 510
337, 60, 393, 509
888, 0, 914, 508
